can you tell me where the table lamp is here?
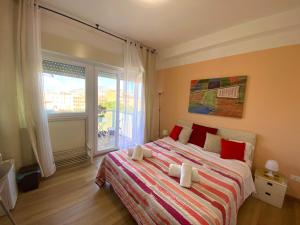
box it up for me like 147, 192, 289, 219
162, 129, 168, 137
265, 160, 279, 177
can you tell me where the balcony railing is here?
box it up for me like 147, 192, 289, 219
97, 109, 134, 151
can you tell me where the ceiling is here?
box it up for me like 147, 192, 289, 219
41, 0, 300, 49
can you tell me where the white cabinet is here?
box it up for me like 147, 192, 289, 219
254, 168, 287, 208
0, 160, 18, 216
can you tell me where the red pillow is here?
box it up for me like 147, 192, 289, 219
169, 125, 183, 140
220, 139, 245, 162
188, 124, 218, 147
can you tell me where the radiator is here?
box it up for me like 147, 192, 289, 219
53, 147, 90, 168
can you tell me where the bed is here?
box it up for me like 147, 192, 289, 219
96, 126, 256, 225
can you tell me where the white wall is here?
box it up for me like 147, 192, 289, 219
49, 119, 86, 152
41, 11, 124, 67
157, 7, 300, 69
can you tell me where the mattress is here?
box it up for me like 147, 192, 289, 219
96, 137, 255, 225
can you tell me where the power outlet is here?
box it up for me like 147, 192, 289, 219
290, 174, 300, 183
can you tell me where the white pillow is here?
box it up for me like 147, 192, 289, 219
178, 127, 193, 144
204, 133, 221, 154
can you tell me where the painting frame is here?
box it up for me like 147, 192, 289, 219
188, 76, 247, 118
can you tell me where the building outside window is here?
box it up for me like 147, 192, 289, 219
42, 59, 86, 114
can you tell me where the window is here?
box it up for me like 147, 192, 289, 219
42, 59, 86, 114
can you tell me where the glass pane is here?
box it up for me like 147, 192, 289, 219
119, 80, 134, 140
97, 75, 117, 151
43, 72, 85, 113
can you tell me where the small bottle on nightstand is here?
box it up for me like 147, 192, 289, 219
253, 168, 287, 208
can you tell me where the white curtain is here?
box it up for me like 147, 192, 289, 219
140, 48, 157, 142
16, 0, 56, 177
119, 42, 145, 149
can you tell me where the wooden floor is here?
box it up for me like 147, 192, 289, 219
1, 158, 299, 225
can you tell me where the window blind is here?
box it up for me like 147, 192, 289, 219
42, 59, 86, 79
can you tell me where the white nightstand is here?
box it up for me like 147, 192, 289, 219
254, 168, 287, 208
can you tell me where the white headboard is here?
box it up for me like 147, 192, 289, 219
176, 120, 256, 146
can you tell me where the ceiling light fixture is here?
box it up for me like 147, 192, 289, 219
138, 0, 168, 4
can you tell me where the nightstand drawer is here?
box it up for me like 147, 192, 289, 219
255, 176, 286, 196
255, 189, 285, 208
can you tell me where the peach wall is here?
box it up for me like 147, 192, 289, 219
158, 44, 300, 199
0, 0, 22, 168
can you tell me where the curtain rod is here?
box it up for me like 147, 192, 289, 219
38, 5, 156, 53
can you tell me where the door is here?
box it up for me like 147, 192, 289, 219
96, 70, 120, 153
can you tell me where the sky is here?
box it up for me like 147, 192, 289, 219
43, 72, 136, 96
98, 76, 116, 91
44, 73, 85, 92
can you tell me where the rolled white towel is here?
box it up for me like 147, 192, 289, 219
127, 147, 134, 157
131, 145, 144, 161
142, 147, 152, 158
128, 146, 152, 159
192, 169, 200, 182
180, 163, 193, 188
169, 164, 181, 177
168, 164, 200, 182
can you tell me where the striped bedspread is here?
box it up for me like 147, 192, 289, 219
96, 137, 255, 225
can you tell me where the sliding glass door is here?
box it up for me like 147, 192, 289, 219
96, 70, 119, 153
95, 66, 144, 154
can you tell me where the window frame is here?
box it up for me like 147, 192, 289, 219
42, 53, 88, 119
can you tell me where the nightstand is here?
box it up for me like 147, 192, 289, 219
254, 168, 287, 208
